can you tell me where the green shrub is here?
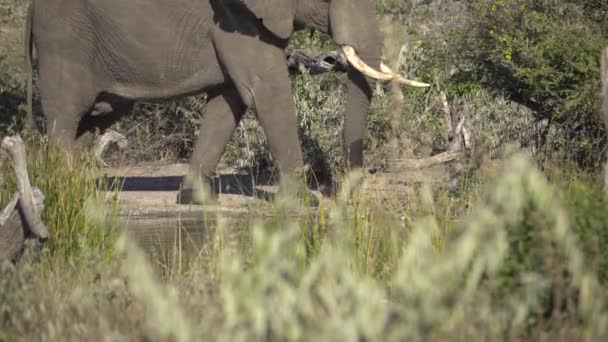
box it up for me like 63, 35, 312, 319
467, 0, 608, 166
0, 0, 27, 25
0, 135, 118, 260
108, 96, 206, 163
558, 172, 608, 286
0, 54, 25, 135
2, 148, 608, 340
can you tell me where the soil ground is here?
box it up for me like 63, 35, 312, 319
103, 159, 461, 219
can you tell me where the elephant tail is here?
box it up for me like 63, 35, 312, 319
24, 2, 34, 129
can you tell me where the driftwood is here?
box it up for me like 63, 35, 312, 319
601, 48, 608, 193
389, 92, 471, 170
0, 135, 48, 262
391, 151, 466, 170
286, 49, 348, 75
95, 129, 129, 166
440, 92, 471, 152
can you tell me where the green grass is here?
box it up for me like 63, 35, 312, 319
2, 0, 608, 339
2, 140, 608, 340
0, 132, 119, 261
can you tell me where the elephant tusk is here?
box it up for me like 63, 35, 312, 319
341, 45, 430, 88
380, 62, 431, 88
342, 46, 394, 80
379, 62, 393, 74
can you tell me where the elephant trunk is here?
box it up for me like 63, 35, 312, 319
329, 0, 382, 169
328, 0, 430, 168
342, 63, 378, 169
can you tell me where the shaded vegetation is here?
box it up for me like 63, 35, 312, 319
1, 0, 608, 340
1, 148, 607, 340
0, 134, 118, 260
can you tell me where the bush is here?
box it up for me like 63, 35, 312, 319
0, 54, 25, 135
107, 96, 206, 163
2, 152, 608, 340
466, 0, 608, 166
0, 135, 118, 260
0, 0, 27, 25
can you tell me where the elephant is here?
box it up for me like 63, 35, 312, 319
0, 135, 48, 262
24, 0, 428, 204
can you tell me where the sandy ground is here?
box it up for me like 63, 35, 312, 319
102, 162, 275, 251
103, 162, 275, 217
102, 159, 460, 218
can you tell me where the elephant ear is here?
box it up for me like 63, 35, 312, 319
241, 0, 295, 40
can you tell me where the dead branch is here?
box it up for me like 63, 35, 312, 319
441, 92, 471, 153
389, 151, 465, 170
287, 49, 348, 75
95, 129, 129, 165
0, 135, 48, 262
601, 48, 608, 192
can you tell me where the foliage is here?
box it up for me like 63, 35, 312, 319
558, 171, 608, 286
1, 152, 608, 340
0, 135, 118, 260
106, 96, 206, 163
0, 54, 25, 135
0, 0, 27, 24
466, 0, 608, 166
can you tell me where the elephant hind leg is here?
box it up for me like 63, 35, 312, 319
37, 55, 98, 155
178, 88, 245, 204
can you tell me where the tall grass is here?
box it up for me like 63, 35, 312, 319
1, 0, 608, 340
0, 133, 118, 261
3, 145, 608, 340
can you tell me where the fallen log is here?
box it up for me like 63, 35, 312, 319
601, 48, 608, 193
0, 135, 48, 262
95, 129, 129, 166
370, 93, 471, 174
286, 49, 348, 75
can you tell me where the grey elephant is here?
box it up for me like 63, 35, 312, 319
24, 0, 428, 204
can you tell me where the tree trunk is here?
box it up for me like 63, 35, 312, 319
601, 48, 608, 193
0, 135, 48, 262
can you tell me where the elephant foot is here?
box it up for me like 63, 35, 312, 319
299, 190, 320, 208
176, 187, 218, 205
176, 176, 217, 205
276, 179, 320, 208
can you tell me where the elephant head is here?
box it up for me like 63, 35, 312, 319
243, 0, 429, 169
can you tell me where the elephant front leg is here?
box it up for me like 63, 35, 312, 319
233, 65, 306, 190
343, 69, 376, 170
178, 88, 245, 205
212, 29, 310, 202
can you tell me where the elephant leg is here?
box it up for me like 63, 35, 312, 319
251, 76, 304, 177
343, 70, 376, 170
37, 55, 97, 156
213, 39, 304, 179
178, 88, 245, 204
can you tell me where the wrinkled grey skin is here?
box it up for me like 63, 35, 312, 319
26, 0, 381, 203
